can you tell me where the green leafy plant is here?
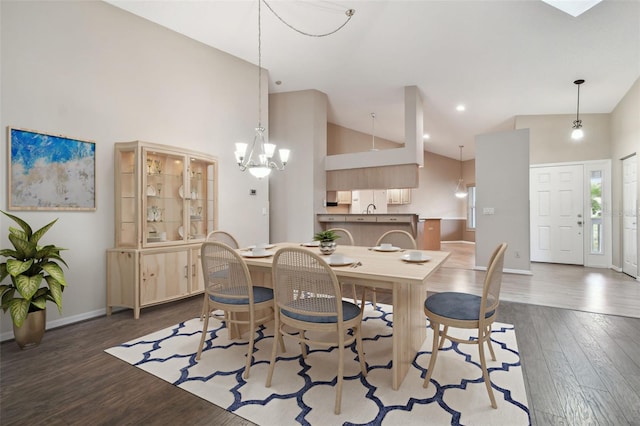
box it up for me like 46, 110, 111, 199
313, 230, 340, 242
0, 211, 68, 327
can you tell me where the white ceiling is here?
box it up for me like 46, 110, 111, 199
105, 0, 640, 160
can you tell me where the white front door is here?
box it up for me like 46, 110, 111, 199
530, 164, 584, 264
623, 155, 638, 278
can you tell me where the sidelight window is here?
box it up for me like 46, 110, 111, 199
590, 170, 603, 254
467, 185, 476, 229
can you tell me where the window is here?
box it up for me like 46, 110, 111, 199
590, 170, 603, 254
467, 185, 476, 229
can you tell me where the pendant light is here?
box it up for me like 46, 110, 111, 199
455, 145, 467, 198
571, 79, 585, 140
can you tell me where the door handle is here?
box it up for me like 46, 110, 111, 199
577, 221, 583, 225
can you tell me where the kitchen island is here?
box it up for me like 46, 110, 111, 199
317, 213, 419, 247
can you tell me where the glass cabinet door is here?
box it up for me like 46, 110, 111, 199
186, 156, 211, 240
143, 148, 185, 246
115, 147, 138, 247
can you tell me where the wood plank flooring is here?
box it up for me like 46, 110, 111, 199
434, 242, 640, 318
2, 244, 639, 425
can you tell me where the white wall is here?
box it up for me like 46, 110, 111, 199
475, 129, 530, 272
390, 151, 468, 220
0, 1, 270, 336
610, 77, 640, 271
516, 114, 611, 165
269, 90, 327, 242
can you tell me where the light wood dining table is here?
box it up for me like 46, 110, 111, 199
238, 242, 451, 390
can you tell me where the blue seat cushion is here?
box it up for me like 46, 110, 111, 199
282, 298, 361, 323
209, 286, 273, 305
424, 292, 494, 321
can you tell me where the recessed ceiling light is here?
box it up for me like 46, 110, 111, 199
456, 105, 466, 112
423, 133, 430, 140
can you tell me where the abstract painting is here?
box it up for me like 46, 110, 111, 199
8, 127, 96, 210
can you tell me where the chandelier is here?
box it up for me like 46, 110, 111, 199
235, 0, 355, 179
455, 145, 468, 198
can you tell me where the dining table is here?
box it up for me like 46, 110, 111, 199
237, 242, 451, 390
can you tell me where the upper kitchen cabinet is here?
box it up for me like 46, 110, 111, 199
113, 141, 217, 248
326, 190, 352, 205
387, 188, 411, 205
337, 191, 352, 204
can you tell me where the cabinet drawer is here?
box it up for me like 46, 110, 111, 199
318, 215, 346, 222
346, 215, 377, 223
377, 215, 412, 223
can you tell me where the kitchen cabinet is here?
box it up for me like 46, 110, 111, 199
107, 141, 217, 318
337, 191, 352, 204
317, 213, 418, 247
387, 188, 411, 205
419, 219, 441, 250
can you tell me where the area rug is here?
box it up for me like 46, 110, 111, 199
106, 303, 530, 425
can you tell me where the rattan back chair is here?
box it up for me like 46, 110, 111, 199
206, 230, 240, 248
369, 230, 418, 306
196, 241, 275, 379
326, 228, 355, 246
265, 247, 367, 414
376, 230, 417, 250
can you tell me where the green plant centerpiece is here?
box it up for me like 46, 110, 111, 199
313, 230, 340, 255
0, 211, 67, 348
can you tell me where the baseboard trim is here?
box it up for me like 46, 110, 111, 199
0, 308, 107, 343
441, 240, 475, 245
474, 266, 533, 276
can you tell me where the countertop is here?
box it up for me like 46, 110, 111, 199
318, 213, 418, 216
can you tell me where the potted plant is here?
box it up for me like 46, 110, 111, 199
0, 211, 68, 349
313, 230, 340, 255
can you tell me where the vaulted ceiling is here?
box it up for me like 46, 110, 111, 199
106, 0, 640, 160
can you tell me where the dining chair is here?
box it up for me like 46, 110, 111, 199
376, 230, 417, 250
206, 230, 240, 248
422, 242, 508, 408
370, 230, 418, 307
196, 241, 276, 379
201, 230, 241, 319
327, 228, 359, 303
327, 228, 355, 245
265, 247, 367, 415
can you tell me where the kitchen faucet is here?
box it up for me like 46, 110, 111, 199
366, 203, 377, 214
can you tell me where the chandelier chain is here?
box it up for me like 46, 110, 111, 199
257, 0, 262, 128
262, 0, 355, 38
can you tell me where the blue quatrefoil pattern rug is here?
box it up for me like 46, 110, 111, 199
106, 303, 530, 425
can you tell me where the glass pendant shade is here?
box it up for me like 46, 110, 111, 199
571, 120, 584, 140
455, 179, 468, 198
454, 145, 467, 198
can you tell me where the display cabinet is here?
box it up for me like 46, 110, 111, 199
107, 141, 216, 318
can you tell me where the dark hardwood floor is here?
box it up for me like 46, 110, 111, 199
2, 263, 640, 424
